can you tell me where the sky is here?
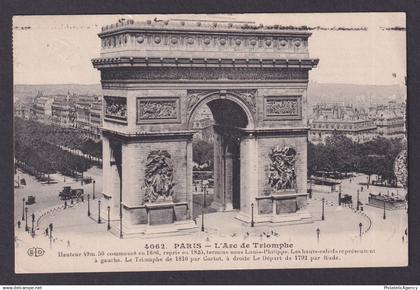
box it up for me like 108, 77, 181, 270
13, 13, 406, 86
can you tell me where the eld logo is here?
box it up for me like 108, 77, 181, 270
27, 247, 45, 257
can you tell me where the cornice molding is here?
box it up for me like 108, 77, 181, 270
92, 57, 319, 69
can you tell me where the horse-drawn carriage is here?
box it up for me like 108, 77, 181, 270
340, 194, 353, 204
58, 186, 84, 200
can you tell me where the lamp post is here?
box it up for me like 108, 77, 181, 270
25, 207, 28, 232
383, 199, 386, 220
321, 198, 325, 221
316, 228, 320, 244
92, 180, 96, 200
107, 206, 111, 230
201, 187, 206, 232
98, 200, 101, 224
31, 213, 35, 235
87, 194, 91, 217
251, 203, 255, 227
357, 190, 360, 211
49, 223, 53, 245
22, 198, 25, 221
119, 168, 123, 239
308, 178, 312, 199
359, 222, 363, 239
120, 201, 123, 239
338, 185, 342, 206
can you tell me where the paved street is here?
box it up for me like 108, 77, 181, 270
15, 169, 407, 252
14, 167, 103, 224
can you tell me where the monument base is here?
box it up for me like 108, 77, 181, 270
236, 209, 312, 225
110, 219, 198, 238
236, 192, 312, 225
210, 201, 235, 212
109, 201, 198, 237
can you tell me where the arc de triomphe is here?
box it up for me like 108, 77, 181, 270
92, 19, 318, 236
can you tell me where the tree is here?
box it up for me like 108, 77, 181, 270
193, 140, 214, 168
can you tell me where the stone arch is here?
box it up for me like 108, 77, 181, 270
187, 91, 256, 130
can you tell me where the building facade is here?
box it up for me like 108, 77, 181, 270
309, 103, 378, 144
370, 101, 406, 139
31, 94, 54, 124
75, 95, 103, 141
51, 95, 73, 127
192, 117, 214, 143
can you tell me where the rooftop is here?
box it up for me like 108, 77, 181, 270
99, 18, 313, 36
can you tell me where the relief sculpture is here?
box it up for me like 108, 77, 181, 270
138, 100, 177, 120
235, 90, 256, 114
143, 150, 175, 202
394, 149, 407, 189
104, 96, 127, 120
266, 99, 299, 116
268, 146, 297, 191
186, 90, 212, 113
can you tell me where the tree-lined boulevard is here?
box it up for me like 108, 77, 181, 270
15, 117, 102, 180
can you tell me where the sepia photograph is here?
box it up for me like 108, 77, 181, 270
12, 12, 408, 273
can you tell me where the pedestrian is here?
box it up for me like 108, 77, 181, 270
67, 240, 70, 247
45, 228, 48, 236
402, 236, 404, 243
17, 220, 21, 229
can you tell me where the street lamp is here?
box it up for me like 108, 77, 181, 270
120, 201, 123, 239
22, 198, 25, 221
49, 223, 53, 245
383, 200, 386, 220
316, 228, 320, 243
31, 213, 35, 235
87, 194, 91, 217
201, 187, 206, 232
338, 185, 342, 206
107, 206, 111, 230
357, 190, 360, 211
25, 207, 28, 232
251, 203, 255, 227
93, 180, 96, 200
98, 200, 101, 224
321, 198, 325, 221
359, 222, 363, 239
308, 178, 312, 199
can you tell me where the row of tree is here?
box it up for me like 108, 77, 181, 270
308, 132, 405, 186
15, 118, 101, 178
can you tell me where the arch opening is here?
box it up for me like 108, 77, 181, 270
191, 97, 250, 214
